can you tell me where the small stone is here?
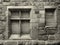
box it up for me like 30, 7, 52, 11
38, 35, 48, 40
0, 34, 3, 40
0, 29, 4, 34
45, 27, 57, 35
4, 41, 17, 45
0, 16, 6, 21
38, 30, 46, 35
48, 35, 55, 40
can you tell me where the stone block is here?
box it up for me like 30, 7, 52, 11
38, 23, 45, 27
3, 2, 10, 6
38, 30, 46, 35
55, 34, 60, 40
30, 19, 39, 22
0, 16, 6, 21
38, 27, 45, 30
0, 21, 5, 32
30, 22, 38, 28
4, 41, 17, 45
38, 35, 48, 40
10, 2, 16, 6
48, 35, 55, 40
38, 41, 45, 45
0, 34, 3, 40
0, 29, 4, 34
45, 27, 57, 35
30, 14, 38, 19
47, 30, 57, 35
39, 18, 45, 23
30, 27, 38, 39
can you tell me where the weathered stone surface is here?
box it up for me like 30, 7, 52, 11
48, 35, 55, 40
38, 23, 45, 27
0, 21, 5, 31
0, 34, 3, 40
0, 16, 6, 21
18, 40, 45, 45
38, 35, 48, 40
38, 30, 46, 35
0, 0, 59, 43
39, 18, 45, 23
10, 2, 16, 6
4, 41, 17, 45
30, 28, 38, 39
3, 2, 10, 6
45, 27, 57, 35
38, 27, 44, 30
55, 34, 60, 40
30, 19, 39, 22
0, 30, 4, 34
38, 41, 45, 45
47, 30, 57, 35
30, 14, 38, 19
57, 9, 60, 25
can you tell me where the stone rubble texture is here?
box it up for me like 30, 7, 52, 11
0, 0, 60, 45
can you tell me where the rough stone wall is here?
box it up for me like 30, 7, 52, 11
0, 0, 60, 45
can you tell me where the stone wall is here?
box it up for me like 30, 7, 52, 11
0, 0, 60, 45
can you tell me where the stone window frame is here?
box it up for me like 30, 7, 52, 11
6, 6, 33, 39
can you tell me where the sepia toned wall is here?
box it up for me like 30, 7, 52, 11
0, 0, 60, 45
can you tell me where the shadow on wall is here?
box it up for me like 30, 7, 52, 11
47, 42, 60, 45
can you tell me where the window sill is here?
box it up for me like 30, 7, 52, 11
9, 34, 31, 40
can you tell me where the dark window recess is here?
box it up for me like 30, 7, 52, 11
3, 0, 10, 2
35, 10, 39, 14
21, 9, 30, 18
11, 9, 19, 18
34, 43, 38, 45
0, 44, 3, 45
19, 44, 23, 45
58, 6, 60, 9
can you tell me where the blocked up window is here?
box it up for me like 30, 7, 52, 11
45, 9, 56, 27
